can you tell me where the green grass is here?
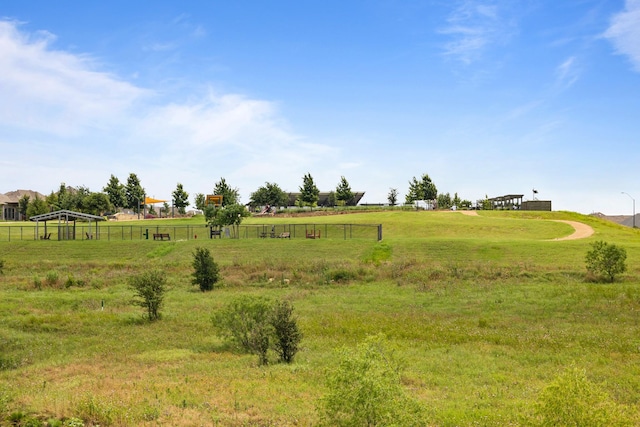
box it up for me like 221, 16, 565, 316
1, 210, 640, 425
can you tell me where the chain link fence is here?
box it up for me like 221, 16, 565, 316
0, 223, 382, 242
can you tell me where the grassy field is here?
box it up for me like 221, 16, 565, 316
1, 210, 639, 426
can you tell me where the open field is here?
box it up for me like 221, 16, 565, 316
1, 210, 640, 425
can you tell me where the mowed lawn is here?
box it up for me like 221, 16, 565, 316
1, 210, 639, 426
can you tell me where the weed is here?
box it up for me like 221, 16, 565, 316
45, 270, 59, 287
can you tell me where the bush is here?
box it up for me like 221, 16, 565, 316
585, 240, 627, 283
0, 259, 4, 275
191, 247, 220, 291
128, 270, 167, 321
318, 334, 425, 426
271, 300, 302, 363
532, 366, 634, 426
213, 296, 303, 365
213, 296, 273, 364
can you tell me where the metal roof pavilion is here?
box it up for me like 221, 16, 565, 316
30, 209, 105, 240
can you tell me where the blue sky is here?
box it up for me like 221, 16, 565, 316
1, 1, 639, 214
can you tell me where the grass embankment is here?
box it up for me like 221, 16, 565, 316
1, 210, 639, 425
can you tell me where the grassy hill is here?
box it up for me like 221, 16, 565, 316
1, 210, 639, 426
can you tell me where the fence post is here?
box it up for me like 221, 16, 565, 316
377, 224, 382, 241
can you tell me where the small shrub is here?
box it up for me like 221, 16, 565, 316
318, 334, 425, 426
0, 259, 4, 275
532, 366, 634, 426
585, 240, 627, 283
33, 276, 42, 290
213, 296, 273, 363
45, 271, 59, 287
213, 297, 303, 365
191, 247, 220, 291
271, 300, 302, 363
128, 270, 167, 321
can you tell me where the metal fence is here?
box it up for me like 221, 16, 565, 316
0, 223, 382, 242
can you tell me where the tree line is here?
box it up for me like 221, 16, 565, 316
15, 171, 472, 220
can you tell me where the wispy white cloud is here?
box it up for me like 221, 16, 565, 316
555, 56, 580, 89
604, 0, 640, 71
0, 20, 338, 200
439, 0, 513, 65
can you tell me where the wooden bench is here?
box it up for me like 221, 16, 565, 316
153, 233, 171, 241
277, 232, 291, 239
306, 230, 321, 239
40, 233, 51, 240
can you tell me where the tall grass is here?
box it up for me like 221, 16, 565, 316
1, 210, 639, 425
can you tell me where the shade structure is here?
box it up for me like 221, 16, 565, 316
144, 197, 167, 204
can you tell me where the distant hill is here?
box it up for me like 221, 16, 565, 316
590, 212, 638, 228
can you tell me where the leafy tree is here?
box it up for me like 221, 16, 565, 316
405, 173, 437, 204
319, 334, 425, 426
213, 177, 240, 207
26, 195, 48, 218
18, 194, 30, 220
82, 192, 113, 216
128, 270, 167, 321
172, 183, 190, 215
585, 241, 627, 283
125, 173, 145, 212
103, 175, 127, 209
298, 173, 319, 207
326, 191, 337, 207
453, 192, 462, 208
271, 300, 302, 364
194, 193, 206, 211
249, 182, 288, 209
191, 247, 220, 292
387, 188, 398, 206
335, 176, 354, 206
204, 203, 250, 238
437, 192, 452, 209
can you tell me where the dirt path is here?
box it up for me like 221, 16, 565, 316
549, 220, 595, 241
452, 211, 594, 240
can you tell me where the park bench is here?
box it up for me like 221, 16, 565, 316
153, 233, 171, 241
306, 230, 321, 239
40, 233, 51, 240
277, 232, 291, 239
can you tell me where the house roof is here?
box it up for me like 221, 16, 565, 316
2, 189, 47, 203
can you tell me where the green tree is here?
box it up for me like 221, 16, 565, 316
194, 193, 206, 211
125, 173, 145, 212
585, 240, 627, 283
191, 247, 220, 292
204, 203, 249, 238
335, 176, 354, 206
405, 173, 437, 204
326, 191, 337, 207
271, 300, 302, 364
82, 192, 113, 216
319, 334, 425, 426
18, 194, 30, 220
172, 183, 190, 215
103, 175, 127, 209
437, 192, 452, 209
452, 192, 462, 208
249, 182, 288, 209
213, 177, 240, 207
387, 188, 398, 206
26, 195, 48, 218
298, 173, 319, 207
128, 270, 167, 321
